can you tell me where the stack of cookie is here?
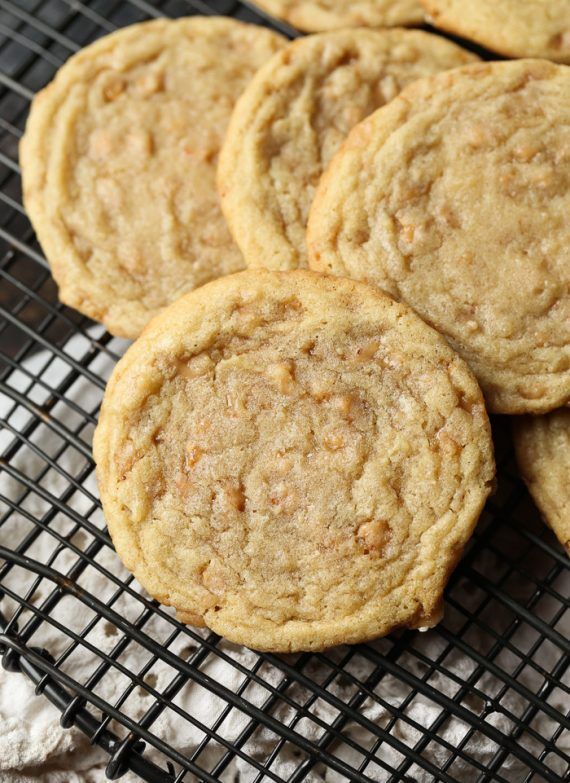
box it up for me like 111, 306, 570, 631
20, 2, 569, 653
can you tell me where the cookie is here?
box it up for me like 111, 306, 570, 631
514, 411, 570, 554
308, 60, 570, 415
20, 18, 285, 339
219, 29, 477, 271
251, 0, 424, 32
94, 269, 494, 652
421, 0, 570, 63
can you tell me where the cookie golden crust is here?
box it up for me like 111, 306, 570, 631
308, 60, 570, 415
421, 0, 570, 63
252, 0, 424, 32
218, 29, 477, 271
94, 270, 494, 652
514, 411, 570, 554
20, 18, 285, 339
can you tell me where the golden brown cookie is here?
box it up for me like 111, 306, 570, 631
514, 411, 570, 554
218, 29, 477, 271
251, 0, 424, 32
94, 269, 495, 652
308, 60, 570, 415
20, 18, 285, 339
421, 0, 570, 63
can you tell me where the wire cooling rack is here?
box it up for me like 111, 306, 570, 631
0, 1, 569, 781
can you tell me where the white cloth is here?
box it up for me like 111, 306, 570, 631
0, 332, 567, 782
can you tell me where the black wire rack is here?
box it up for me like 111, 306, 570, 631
0, 1, 569, 781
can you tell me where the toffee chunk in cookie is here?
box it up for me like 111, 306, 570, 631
308, 60, 570, 415
421, 0, 570, 63
94, 270, 495, 652
219, 29, 477, 270
251, 0, 424, 33
514, 411, 570, 554
20, 18, 285, 338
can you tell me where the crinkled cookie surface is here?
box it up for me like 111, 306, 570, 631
421, 0, 570, 63
308, 60, 570, 414
252, 0, 424, 32
219, 28, 477, 270
20, 18, 285, 338
94, 270, 495, 652
514, 410, 570, 554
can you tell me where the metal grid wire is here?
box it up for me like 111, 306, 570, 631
0, 0, 568, 780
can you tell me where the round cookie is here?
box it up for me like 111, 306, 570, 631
219, 29, 477, 271
514, 411, 570, 554
421, 0, 570, 64
308, 60, 570, 415
251, 0, 424, 32
94, 269, 495, 652
20, 18, 285, 339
